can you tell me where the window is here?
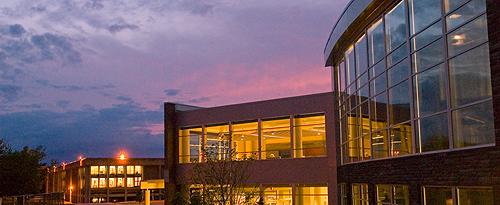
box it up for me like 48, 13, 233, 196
293, 114, 326, 158
179, 127, 202, 163
108, 178, 116, 188
411, 21, 443, 51
232, 121, 259, 160
91, 178, 99, 188
423, 186, 493, 205
388, 80, 411, 125
295, 186, 328, 205
117, 178, 124, 187
98, 166, 106, 175
412, 39, 444, 73
205, 124, 230, 160
447, 14, 488, 57
263, 186, 292, 205
387, 43, 407, 68
390, 123, 412, 156
346, 46, 357, 86
134, 166, 142, 175
127, 166, 134, 175
356, 35, 369, 78
452, 101, 494, 148
449, 44, 491, 107
418, 113, 449, 152
352, 184, 369, 205
368, 19, 385, 65
127, 178, 134, 188
117, 166, 124, 174
388, 58, 410, 87
385, 1, 407, 52
99, 178, 107, 188
376, 184, 409, 205
134, 177, 141, 187
261, 118, 291, 159
91, 166, 99, 175
409, 0, 442, 34
340, 184, 348, 205
109, 166, 116, 175
414, 64, 447, 117
446, 0, 486, 31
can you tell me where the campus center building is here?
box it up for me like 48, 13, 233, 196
324, 0, 499, 204
46, 157, 164, 203
164, 0, 499, 204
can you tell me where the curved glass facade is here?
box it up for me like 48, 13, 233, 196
336, 0, 494, 164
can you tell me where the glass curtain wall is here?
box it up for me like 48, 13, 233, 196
179, 127, 202, 163
336, 0, 493, 164
423, 186, 493, 205
376, 185, 409, 205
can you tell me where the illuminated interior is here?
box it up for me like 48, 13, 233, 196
264, 186, 292, 205
232, 121, 259, 160
205, 124, 230, 160
261, 118, 292, 159
89, 165, 142, 189
178, 127, 202, 163
376, 184, 409, 205
293, 115, 326, 158
295, 186, 328, 205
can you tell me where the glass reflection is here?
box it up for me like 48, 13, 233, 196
387, 43, 408, 67
414, 64, 447, 117
409, 0, 442, 34
388, 58, 410, 88
419, 113, 449, 152
453, 101, 495, 148
385, 1, 407, 52
447, 14, 488, 57
412, 39, 444, 73
411, 20, 443, 51
368, 19, 385, 65
449, 44, 491, 107
390, 123, 412, 156
356, 35, 369, 77
446, 0, 486, 31
388, 80, 411, 124
346, 46, 357, 86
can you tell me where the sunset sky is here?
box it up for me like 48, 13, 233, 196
0, 0, 348, 162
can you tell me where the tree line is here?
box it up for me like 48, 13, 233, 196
0, 139, 46, 197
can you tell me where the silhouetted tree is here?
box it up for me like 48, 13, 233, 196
191, 148, 259, 205
0, 139, 46, 196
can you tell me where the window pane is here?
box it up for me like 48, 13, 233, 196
347, 116, 360, 162
414, 64, 448, 117
91, 166, 98, 175
449, 44, 491, 107
262, 118, 291, 159
91, 178, 99, 188
109, 166, 116, 175
232, 121, 259, 160
295, 186, 328, 205
376, 185, 392, 204
424, 187, 453, 205
445, 0, 469, 13
205, 124, 230, 160
388, 58, 410, 88
447, 14, 488, 57
390, 122, 412, 156
127, 166, 134, 175
99, 166, 106, 174
339, 61, 346, 92
117, 166, 124, 174
359, 72, 369, 89
179, 127, 202, 163
388, 80, 411, 124
457, 187, 494, 205
294, 115, 326, 158
446, 0, 486, 31
453, 101, 495, 148
411, 21, 443, 51
359, 83, 370, 100
371, 92, 388, 129
419, 113, 449, 152
371, 72, 387, 97
387, 43, 408, 67
412, 39, 444, 73
264, 187, 292, 205
356, 35, 369, 76
368, 19, 385, 65
346, 46, 356, 86
385, 2, 407, 52
394, 185, 410, 205
372, 129, 389, 159
409, 0, 442, 34
134, 166, 141, 175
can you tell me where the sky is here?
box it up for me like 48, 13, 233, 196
0, 0, 348, 162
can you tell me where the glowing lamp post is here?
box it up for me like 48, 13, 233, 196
118, 152, 127, 161
69, 186, 73, 203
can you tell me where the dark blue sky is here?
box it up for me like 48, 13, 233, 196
0, 0, 348, 162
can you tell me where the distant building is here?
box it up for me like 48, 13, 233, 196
46, 157, 164, 203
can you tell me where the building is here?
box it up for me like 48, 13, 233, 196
164, 93, 335, 205
164, 0, 499, 204
46, 157, 164, 203
324, 0, 499, 204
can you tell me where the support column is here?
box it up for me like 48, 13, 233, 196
145, 189, 151, 205
164, 103, 178, 205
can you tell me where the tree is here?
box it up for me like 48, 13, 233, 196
0, 139, 46, 196
191, 148, 259, 205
